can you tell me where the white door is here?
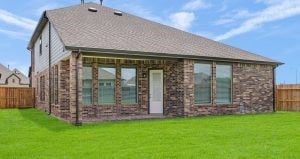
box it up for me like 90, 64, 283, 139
149, 70, 163, 114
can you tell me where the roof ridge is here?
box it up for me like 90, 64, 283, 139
46, 2, 99, 12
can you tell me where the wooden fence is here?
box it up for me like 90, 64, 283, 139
0, 87, 35, 109
276, 84, 300, 111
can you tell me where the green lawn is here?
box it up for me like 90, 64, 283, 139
0, 109, 299, 159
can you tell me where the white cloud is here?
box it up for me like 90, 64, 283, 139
215, 0, 300, 41
0, 9, 37, 31
118, 4, 163, 23
0, 28, 30, 40
255, 0, 282, 5
169, 12, 195, 31
182, 0, 210, 11
214, 10, 255, 25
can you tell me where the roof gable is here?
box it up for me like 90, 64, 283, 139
29, 2, 281, 64
0, 63, 12, 84
0, 64, 29, 85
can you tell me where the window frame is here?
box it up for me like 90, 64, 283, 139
215, 63, 233, 105
98, 65, 116, 105
39, 36, 42, 56
40, 75, 45, 102
54, 65, 59, 105
82, 65, 93, 106
121, 65, 138, 105
194, 62, 213, 105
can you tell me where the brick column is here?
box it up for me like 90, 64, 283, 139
69, 52, 83, 124
93, 63, 98, 105
115, 59, 121, 115
183, 59, 194, 116
212, 62, 216, 106
59, 60, 70, 119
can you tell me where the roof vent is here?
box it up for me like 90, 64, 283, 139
88, 7, 98, 12
114, 11, 123, 16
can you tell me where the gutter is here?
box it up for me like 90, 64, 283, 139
75, 50, 82, 126
48, 21, 52, 115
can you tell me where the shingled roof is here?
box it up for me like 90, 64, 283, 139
28, 2, 281, 64
0, 64, 29, 85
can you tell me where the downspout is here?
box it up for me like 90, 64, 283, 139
273, 65, 277, 112
48, 20, 52, 115
75, 50, 82, 126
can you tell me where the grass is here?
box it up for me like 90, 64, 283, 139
0, 109, 299, 159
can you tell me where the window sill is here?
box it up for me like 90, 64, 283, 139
216, 103, 232, 106
194, 103, 212, 106
98, 103, 116, 105
121, 103, 139, 106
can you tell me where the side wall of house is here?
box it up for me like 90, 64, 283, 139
32, 22, 71, 119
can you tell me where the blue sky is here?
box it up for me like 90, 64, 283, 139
0, 0, 300, 83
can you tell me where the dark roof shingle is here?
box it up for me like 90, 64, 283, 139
33, 3, 280, 64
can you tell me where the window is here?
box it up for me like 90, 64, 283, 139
39, 36, 42, 56
51, 68, 54, 104
54, 65, 59, 104
121, 67, 137, 104
216, 64, 232, 104
82, 66, 93, 105
194, 63, 212, 104
98, 66, 116, 104
0, 73, 2, 79
12, 79, 15, 83
40, 76, 45, 101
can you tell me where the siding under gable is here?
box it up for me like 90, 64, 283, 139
51, 24, 71, 65
34, 22, 71, 74
34, 23, 49, 73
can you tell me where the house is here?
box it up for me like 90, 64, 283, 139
27, 3, 282, 124
0, 63, 30, 88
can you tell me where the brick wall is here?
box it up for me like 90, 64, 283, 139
80, 57, 184, 122
184, 61, 274, 116
34, 53, 275, 123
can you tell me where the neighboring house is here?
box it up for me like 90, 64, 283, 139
27, 3, 282, 124
0, 63, 29, 88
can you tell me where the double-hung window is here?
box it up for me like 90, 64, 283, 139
121, 67, 137, 104
39, 36, 42, 56
194, 63, 212, 104
216, 64, 232, 104
98, 66, 116, 104
82, 66, 93, 105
